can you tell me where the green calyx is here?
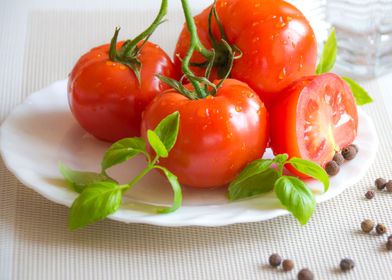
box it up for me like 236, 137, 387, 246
158, 0, 241, 100
108, 0, 168, 85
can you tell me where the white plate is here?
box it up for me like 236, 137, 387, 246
0, 80, 378, 226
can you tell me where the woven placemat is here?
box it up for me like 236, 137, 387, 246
1, 10, 392, 280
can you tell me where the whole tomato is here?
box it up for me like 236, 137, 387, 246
141, 79, 269, 188
269, 73, 358, 175
68, 38, 178, 142
174, 0, 317, 106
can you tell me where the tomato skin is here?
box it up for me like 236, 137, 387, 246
141, 79, 269, 188
269, 73, 358, 176
68, 41, 178, 142
174, 0, 317, 106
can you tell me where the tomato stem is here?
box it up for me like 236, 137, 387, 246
126, 0, 168, 53
108, 0, 168, 86
180, 0, 215, 98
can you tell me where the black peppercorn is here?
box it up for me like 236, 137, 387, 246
361, 219, 374, 233
375, 178, 387, 190
333, 152, 345, 165
268, 253, 282, 267
340, 258, 355, 271
298, 268, 314, 280
365, 190, 375, 199
282, 259, 294, 272
325, 160, 340, 176
376, 223, 387, 235
385, 180, 392, 192
386, 240, 392, 251
342, 145, 357, 160
350, 144, 359, 153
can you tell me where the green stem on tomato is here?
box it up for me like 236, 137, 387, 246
180, 0, 215, 98
125, 0, 168, 54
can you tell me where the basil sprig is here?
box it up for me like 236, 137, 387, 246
60, 112, 182, 230
316, 27, 373, 105
228, 155, 329, 225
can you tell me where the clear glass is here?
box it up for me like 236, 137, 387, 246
326, 0, 392, 79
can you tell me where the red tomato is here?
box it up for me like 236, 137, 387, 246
174, 0, 317, 106
269, 73, 358, 175
68, 41, 178, 142
141, 79, 269, 188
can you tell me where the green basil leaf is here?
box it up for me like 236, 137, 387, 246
154, 166, 182, 214
274, 154, 288, 165
230, 159, 274, 186
153, 111, 180, 153
101, 137, 146, 170
147, 130, 168, 158
342, 76, 373, 105
59, 162, 115, 193
228, 168, 278, 201
316, 27, 337, 74
69, 181, 122, 230
288, 157, 330, 192
274, 176, 316, 225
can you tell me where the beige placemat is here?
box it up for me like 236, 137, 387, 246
1, 10, 392, 280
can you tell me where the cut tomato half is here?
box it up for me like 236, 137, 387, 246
269, 73, 358, 176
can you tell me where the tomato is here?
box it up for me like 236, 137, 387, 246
141, 79, 269, 188
68, 41, 178, 142
174, 0, 317, 106
269, 73, 358, 175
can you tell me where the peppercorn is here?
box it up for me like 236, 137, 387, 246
385, 180, 392, 192
361, 219, 374, 233
350, 144, 359, 153
325, 160, 340, 176
375, 178, 387, 190
386, 240, 392, 251
268, 253, 282, 267
340, 258, 355, 271
282, 259, 294, 272
365, 190, 375, 199
298, 268, 314, 280
376, 223, 387, 235
342, 145, 357, 160
333, 152, 345, 165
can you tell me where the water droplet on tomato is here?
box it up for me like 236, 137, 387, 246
252, 37, 260, 43
292, 41, 296, 48
283, 40, 288, 45
254, 2, 261, 7
247, 92, 254, 98
226, 133, 233, 139
235, 105, 242, 112
286, 16, 293, 22
299, 63, 303, 70
278, 67, 287, 80
105, 61, 112, 66
119, 65, 126, 70
202, 124, 208, 130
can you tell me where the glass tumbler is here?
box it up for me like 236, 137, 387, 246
327, 0, 392, 79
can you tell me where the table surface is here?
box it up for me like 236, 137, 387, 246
1, 1, 392, 279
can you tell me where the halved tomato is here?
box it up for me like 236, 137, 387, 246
269, 73, 358, 175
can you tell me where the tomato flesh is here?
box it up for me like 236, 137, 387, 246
270, 73, 358, 173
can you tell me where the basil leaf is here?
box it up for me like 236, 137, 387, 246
288, 158, 329, 192
274, 176, 316, 225
101, 137, 146, 170
316, 27, 337, 74
230, 159, 274, 186
69, 181, 122, 230
342, 76, 373, 105
228, 168, 278, 201
147, 130, 168, 158
154, 166, 182, 214
153, 111, 180, 153
59, 162, 115, 193
274, 154, 288, 165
